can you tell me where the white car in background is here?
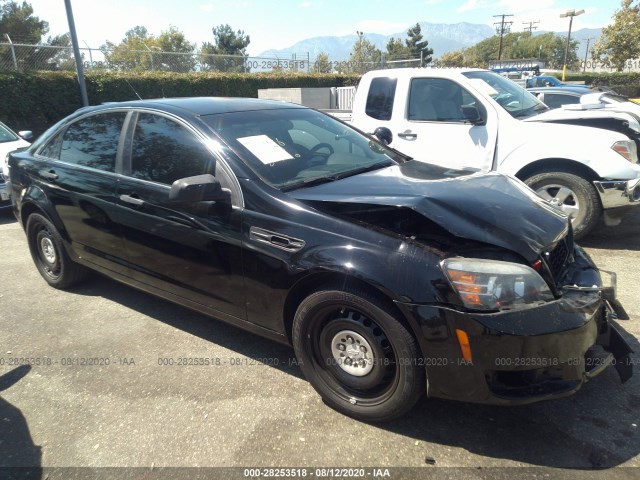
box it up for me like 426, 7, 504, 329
1, 121, 32, 209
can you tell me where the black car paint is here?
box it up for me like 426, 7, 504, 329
8, 98, 632, 408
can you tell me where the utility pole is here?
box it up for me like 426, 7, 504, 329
583, 37, 593, 72
493, 14, 514, 61
522, 21, 539, 34
64, 0, 89, 106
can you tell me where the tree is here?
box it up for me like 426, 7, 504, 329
0, 0, 69, 71
103, 25, 196, 72
405, 23, 432, 64
385, 37, 409, 61
461, 32, 578, 69
313, 52, 332, 73
435, 50, 465, 67
348, 31, 381, 74
0, 0, 47, 43
156, 26, 196, 72
592, 0, 640, 71
200, 24, 250, 72
103, 26, 158, 71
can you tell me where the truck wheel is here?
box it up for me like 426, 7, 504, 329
292, 288, 425, 422
524, 171, 601, 239
26, 213, 88, 289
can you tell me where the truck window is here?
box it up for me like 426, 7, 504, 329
365, 77, 397, 121
408, 78, 472, 122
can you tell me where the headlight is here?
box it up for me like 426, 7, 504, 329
611, 140, 638, 163
442, 258, 555, 311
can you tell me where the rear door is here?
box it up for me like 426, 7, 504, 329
114, 111, 247, 320
31, 111, 129, 272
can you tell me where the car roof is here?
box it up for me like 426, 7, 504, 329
82, 97, 307, 117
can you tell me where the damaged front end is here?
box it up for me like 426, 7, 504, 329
290, 164, 632, 404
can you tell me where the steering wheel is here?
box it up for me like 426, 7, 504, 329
308, 143, 334, 157
305, 142, 335, 167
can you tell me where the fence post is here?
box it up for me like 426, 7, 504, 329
5, 34, 19, 71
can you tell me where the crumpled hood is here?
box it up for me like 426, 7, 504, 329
289, 161, 569, 262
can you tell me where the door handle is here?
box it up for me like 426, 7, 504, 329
42, 170, 58, 180
397, 131, 417, 140
119, 194, 145, 207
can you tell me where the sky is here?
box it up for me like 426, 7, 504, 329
21, 0, 624, 56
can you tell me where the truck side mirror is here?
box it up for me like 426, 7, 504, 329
18, 130, 33, 141
461, 105, 485, 125
372, 127, 393, 145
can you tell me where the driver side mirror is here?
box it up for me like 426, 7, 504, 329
461, 105, 485, 126
372, 127, 393, 145
169, 174, 231, 215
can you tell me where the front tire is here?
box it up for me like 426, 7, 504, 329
524, 171, 601, 239
26, 213, 88, 289
292, 288, 425, 422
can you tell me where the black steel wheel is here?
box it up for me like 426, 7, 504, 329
26, 213, 88, 288
292, 288, 425, 422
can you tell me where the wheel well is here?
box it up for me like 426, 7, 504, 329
282, 272, 418, 350
515, 159, 600, 183
20, 202, 46, 227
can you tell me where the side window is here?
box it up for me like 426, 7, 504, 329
365, 77, 397, 121
58, 112, 127, 172
39, 132, 63, 159
130, 113, 213, 185
408, 78, 470, 122
543, 93, 580, 109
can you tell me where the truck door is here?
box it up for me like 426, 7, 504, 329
391, 77, 497, 172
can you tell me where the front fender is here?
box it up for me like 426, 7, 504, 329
499, 122, 640, 180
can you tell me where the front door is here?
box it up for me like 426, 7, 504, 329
392, 77, 497, 172
114, 111, 247, 320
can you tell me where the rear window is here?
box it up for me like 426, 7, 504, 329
365, 77, 397, 121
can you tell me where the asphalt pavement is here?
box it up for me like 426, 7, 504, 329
1, 209, 639, 480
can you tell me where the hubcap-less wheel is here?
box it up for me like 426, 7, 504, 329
330, 329, 374, 376
292, 289, 425, 422
40, 236, 57, 264
26, 213, 88, 288
535, 184, 580, 218
35, 227, 60, 279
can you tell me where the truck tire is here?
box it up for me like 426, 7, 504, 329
524, 171, 601, 239
292, 287, 425, 422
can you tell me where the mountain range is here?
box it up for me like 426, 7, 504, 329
257, 22, 602, 62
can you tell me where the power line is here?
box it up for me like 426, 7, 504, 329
522, 21, 540, 34
493, 14, 514, 61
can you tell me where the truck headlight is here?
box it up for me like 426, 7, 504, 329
442, 258, 555, 311
611, 140, 638, 163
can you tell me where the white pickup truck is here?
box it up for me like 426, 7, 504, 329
346, 68, 640, 237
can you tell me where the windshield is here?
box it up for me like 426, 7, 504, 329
0, 123, 19, 144
203, 108, 404, 191
463, 71, 549, 118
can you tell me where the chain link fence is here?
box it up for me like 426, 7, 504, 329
0, 42, 422, 74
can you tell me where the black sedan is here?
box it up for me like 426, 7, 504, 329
7, 98, 633, 421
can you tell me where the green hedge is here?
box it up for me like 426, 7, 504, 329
0, 71, 361, 135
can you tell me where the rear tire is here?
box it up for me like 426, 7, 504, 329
292, 287, 425, 422
26, 213, 88, 289
524, 171, 601, 239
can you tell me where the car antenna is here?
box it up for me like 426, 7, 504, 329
124, 78, 143, 100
